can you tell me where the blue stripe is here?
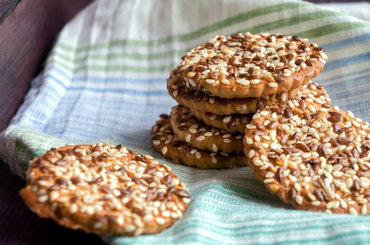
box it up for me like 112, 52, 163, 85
323, 51, 370, 72
67, 86, 169, 95
40, 73, 170, 96
316, 68, 370, 84
41, 46, 370, 91
322, 33, 370, 53
44, 65, 167, 84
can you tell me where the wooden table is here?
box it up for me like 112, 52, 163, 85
0, 0, 369, 244
0, 0, 104, 244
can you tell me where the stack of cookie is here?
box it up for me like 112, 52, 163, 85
151, 32, 328, 169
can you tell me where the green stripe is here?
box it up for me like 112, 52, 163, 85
156, 219, 370, 237
47, 59, 178, 73
53, 49, 189, 63
56, 2, 313, 52
52, 9, 341, 66
240, 9, 343, 33
49, 19, 370, 74
110, 223, 370, 244
295, 21, 370, 39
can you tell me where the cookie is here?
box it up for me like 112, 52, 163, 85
168, 79, 302, 115
192, 109, 252, 134
19, 143, 190, 236
191, 82, 330, 134
170, 105, 244, 153
243, 93, 370, 215
150, 115, 248, 169
168, 32, 327, 98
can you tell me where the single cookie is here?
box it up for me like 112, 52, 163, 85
150, 115, 248, 169
170, 105, 244, 153
244, 93, 370, 215
168, 79, 302, 115
168, 33, 327, 98
192, 82, 330, 134
20, 143, 190, 236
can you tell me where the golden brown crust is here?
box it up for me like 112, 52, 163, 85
150, 115, 248, 169
179, 61, 323, 98
168, 79, 303, 115
192, 109, 252, 134
169, 33, 327, 98
189, 82, 329, 134
170, 105, 244, 153
20, 143, 190, 236
243, 86, 370, 215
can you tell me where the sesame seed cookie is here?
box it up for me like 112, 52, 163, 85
169, 32, 327, 98
19, 143, 190, 236
168, 78, 302, 115
191, 82, 330, 134
243, 92, 370, 215
150, 115, 248, 169
170, 105, 244, 153
191, 109, 252, 134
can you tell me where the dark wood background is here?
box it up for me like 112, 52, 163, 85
0, 0, 104, 244
0, 0, 369, 244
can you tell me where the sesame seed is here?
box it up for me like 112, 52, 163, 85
253, 159, 263, 166
295, 195, 303, 205
349, 208, 358, 215
223, 116, 232, 123
311, 201, 321, 206
124, 225, 136, 232
196, 136, 205, 141
224, 139, 232, 144
361, 205, 367, 215
237, 79, 250, 86
212, 157, 217, 164
38, 195, 48, 203
185, 135, 191, 143
246, 138, 253, 144
189, 128, 197, 134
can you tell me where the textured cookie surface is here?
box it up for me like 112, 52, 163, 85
192, 110, 252, 134
170, 105, 244, 153
243, 92, 370, 215
20, 143, 190, 236
150, 115, 248, 169
168, 33, 327, 98
191, 82, 329, 134
168, 79, 302, 115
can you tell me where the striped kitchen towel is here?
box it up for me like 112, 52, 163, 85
2, 0, 370, 244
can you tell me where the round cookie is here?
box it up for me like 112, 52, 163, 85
168, 79, 302, 115
192, 82, 330, 134
168, 32, 327, 98
150, 115, 248, 169
170, 105, 244, 153
20, 143, 190, 236
243, 92, 370, 215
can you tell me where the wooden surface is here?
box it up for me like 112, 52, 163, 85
0, 162, 105, 244
0, 0, 93, 132
0, 0, 369, 244
0, 0, 104, 244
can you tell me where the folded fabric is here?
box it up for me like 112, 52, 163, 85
2, 0, 370, 244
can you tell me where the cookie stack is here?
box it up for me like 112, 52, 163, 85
151, 32, 327, 169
